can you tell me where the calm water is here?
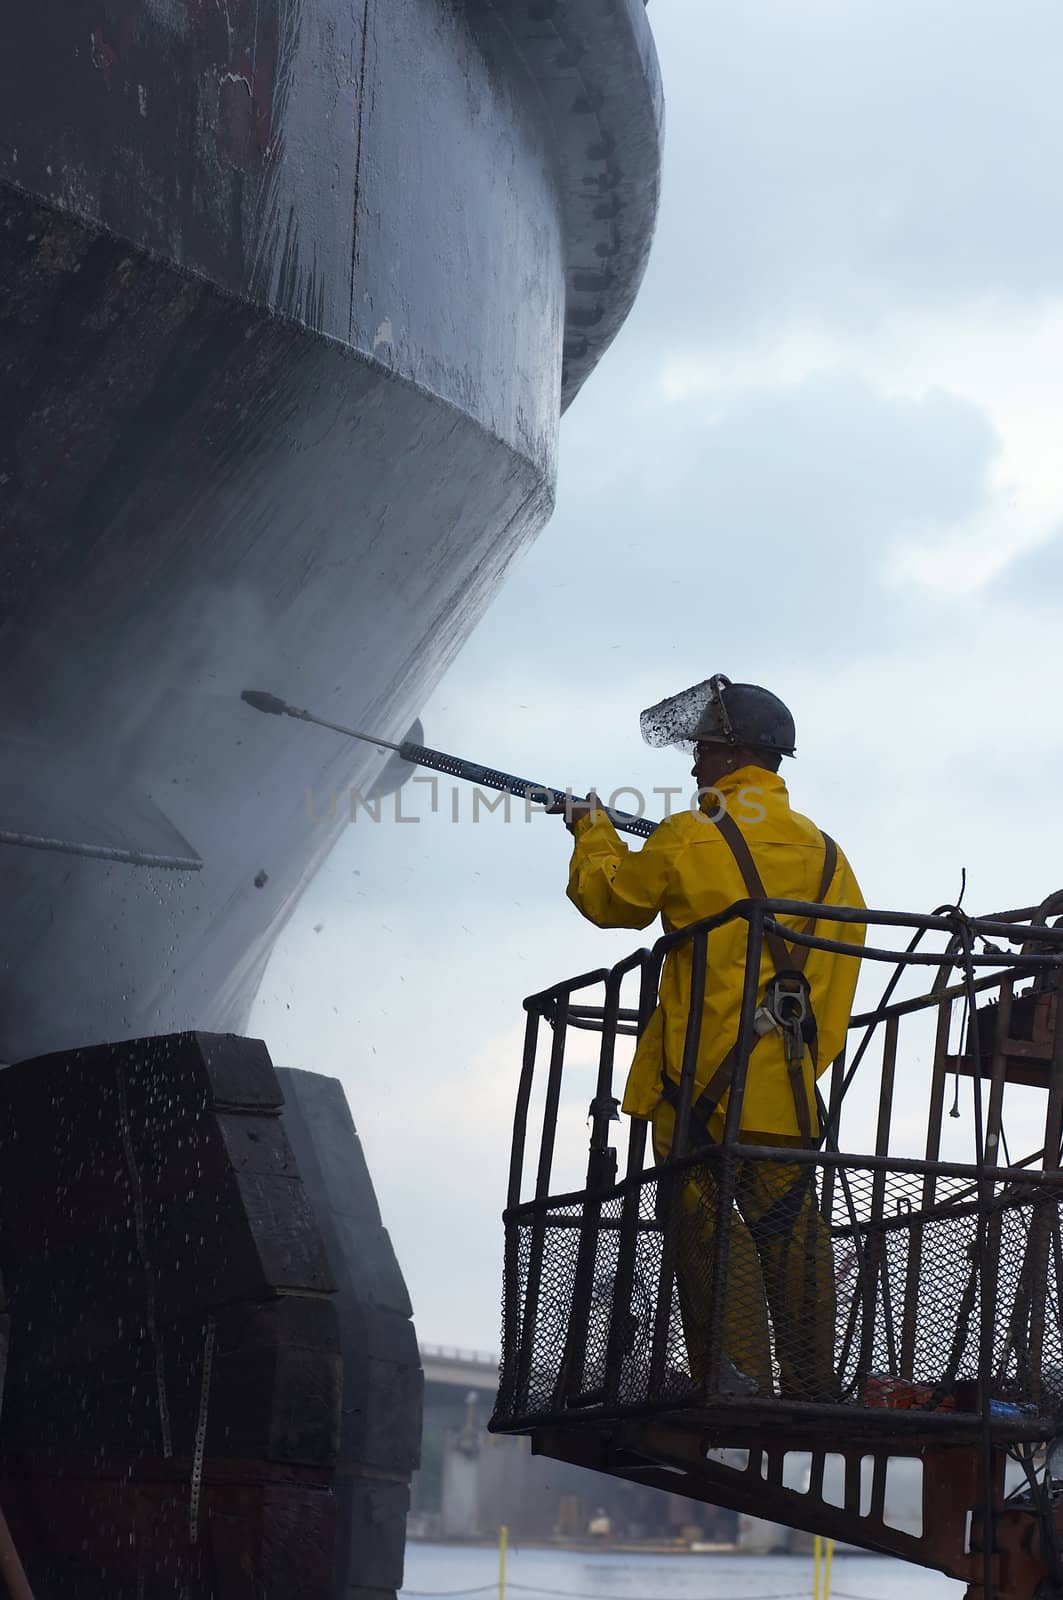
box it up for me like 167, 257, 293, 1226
401, 1545, 964, 1600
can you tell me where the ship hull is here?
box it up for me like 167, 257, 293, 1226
0, 0, 662, 1063
0, 4, 661, 1591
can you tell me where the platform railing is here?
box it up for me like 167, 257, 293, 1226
492, 900, 1063, 1439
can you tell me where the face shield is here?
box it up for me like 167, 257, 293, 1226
639, 676, 733, 755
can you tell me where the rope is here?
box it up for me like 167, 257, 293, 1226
403, 1587, 496, 1597
401, 1582, 891, 1600
948, 906, 995, 1600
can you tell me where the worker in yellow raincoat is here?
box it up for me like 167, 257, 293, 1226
556, 676, 865, 1401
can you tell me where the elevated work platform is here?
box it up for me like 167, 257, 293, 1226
490, 895, 1063, 1600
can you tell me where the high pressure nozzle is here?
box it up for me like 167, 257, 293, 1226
240, 688, 403, 752
242, 689, 289, 716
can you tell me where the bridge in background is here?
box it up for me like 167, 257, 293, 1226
410, 1342, 737, 1547
410, 1341, 921, 1552
418, 1345, 498, 1394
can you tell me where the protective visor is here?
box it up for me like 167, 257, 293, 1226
640, 677, 730, 751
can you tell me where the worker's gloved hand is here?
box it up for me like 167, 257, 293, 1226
545, 791, 600, 833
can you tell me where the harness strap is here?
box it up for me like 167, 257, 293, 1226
712, 813, 837, 975
784, 1001, 814, 1144
712, 812, 796, 973
658, 1067, 817, 1240
660, 825, 839, 1148
744, 1163, 817, 1241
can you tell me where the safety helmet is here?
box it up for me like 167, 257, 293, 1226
640, 674, 797, 757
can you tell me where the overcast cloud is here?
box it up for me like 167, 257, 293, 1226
253, 0, 1063, 1354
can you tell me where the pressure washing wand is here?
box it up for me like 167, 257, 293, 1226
240, 690, 657, 839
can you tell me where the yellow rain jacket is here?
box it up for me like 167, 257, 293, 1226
567, 766, 866, 1141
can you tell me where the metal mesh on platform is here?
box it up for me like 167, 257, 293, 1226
494, 1154, 1063, 1429
831, 1164, 1063, 1408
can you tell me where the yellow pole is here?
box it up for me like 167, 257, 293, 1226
499, 1524, 508, 1600
813, 1533, 821, 1600
823, 1537, 834, 1600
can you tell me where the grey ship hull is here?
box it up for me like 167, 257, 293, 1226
0, 0, 662, 1065
0, 4, 661, 1593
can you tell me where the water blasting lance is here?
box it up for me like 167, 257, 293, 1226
240, 690, 657, 839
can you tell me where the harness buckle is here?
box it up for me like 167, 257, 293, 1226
763, 971, 813, 1069
765, 971, 810, 1027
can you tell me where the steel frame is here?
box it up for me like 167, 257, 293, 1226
491, 895, 1063, 1599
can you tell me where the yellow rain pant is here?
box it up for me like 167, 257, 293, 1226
653, 1102, 837, 1401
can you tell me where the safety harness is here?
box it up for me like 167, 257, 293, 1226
659, 817, 838, 1151
657, 820, 840, 1395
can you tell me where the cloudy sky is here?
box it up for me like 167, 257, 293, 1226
254, 0, 1063, 1352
